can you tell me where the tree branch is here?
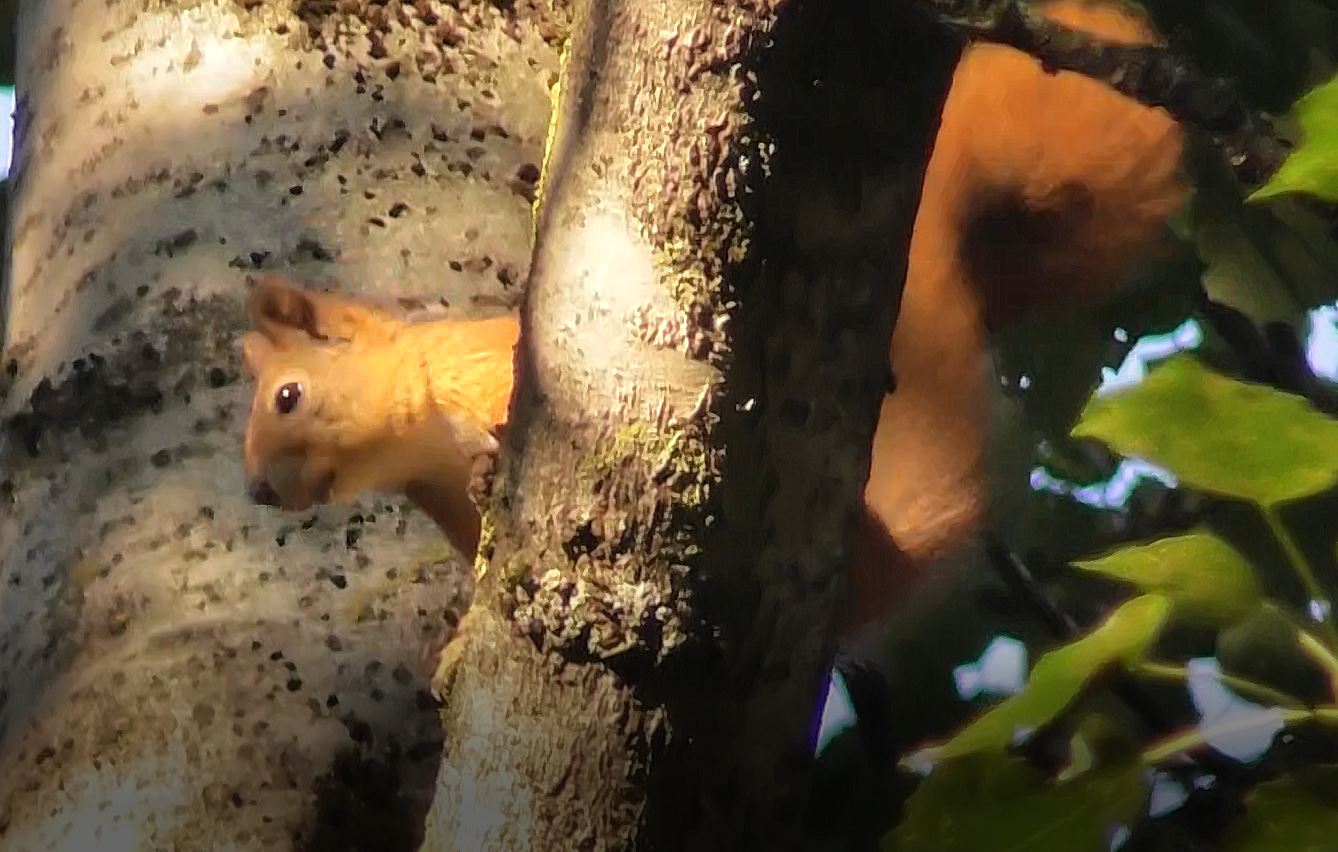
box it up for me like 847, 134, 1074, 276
919, 0, 1292, 187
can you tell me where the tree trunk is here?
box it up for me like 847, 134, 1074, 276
424, 1, 960, 849
0, 0, 562, 848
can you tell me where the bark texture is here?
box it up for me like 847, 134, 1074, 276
426, 1, 960, 849
0, 0, 563, 848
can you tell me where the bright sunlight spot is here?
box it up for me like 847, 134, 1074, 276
1310, 598, 1333, 624
953, 635, 1029, 701
1030, 457, 1178, 511
1149, 773, 1189, 818
123, 12, 273, 112
1306, 302, 1338, 382
814, 670, 858, 756
1029, 320, 1200, 509
1108, 823, 1132, 851
0, 85, 13, 180
1097, 318, 1203, 397
1185, 657, 1284, 764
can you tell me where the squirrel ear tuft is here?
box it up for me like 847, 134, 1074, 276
247, 274, 323, 343
246, 273, 398, 345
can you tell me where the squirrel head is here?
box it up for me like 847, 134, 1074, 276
239, 275, 408, 513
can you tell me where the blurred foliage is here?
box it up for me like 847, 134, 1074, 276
0, 0, 12, 87
1140, 0, 1337, 113
886, 753, 1149, 852
814, 6, 1338, 846
1222, 766, 1338, 850
868, 356, 1338, 851
1250, 75, 1338, 204
913, 595, 1170, 763
1217, 604, 1332, 705
1074, 531, 1259, 627
1074, 356, 1338, 506
993, 237, 1204, 445
1188, 141, 1338, 327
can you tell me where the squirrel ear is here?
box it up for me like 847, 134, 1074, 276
247, 274, 324, 343
247, 274, 397, 345
241, 331, 276, 379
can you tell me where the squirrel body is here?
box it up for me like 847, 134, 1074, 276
240, 0, 1185, 639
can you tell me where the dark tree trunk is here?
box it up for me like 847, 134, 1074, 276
425, 1, 960, 849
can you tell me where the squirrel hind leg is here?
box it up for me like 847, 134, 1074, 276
958, 180, 1101, 330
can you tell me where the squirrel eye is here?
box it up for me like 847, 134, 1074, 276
274, 382, 303, 415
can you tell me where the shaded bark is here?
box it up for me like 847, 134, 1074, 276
425, 1, 960, 848
0, 0, 562, 847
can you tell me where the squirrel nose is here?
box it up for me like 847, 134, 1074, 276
250, 480, 282, 507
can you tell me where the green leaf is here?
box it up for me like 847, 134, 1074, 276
1073, 355, 1338, 507
884, 752, 1149, 852
1181, 140, 1338, 328
1074, 530, 1261, 625
1218, 605, 1332, 706
912, 595, 1170, 762
1250, 74, 1338, 204
1223, 766, 1338, 851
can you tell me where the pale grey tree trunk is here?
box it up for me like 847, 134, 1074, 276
0, 0, 563, 848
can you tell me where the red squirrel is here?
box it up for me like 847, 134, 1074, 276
239, 0, 1185, 639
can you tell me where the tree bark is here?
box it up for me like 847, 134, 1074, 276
0, 0, 562, 848
425, 1, 960, 849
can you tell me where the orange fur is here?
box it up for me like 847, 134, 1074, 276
240, 276, 518, 555
849, 0, 1185, 631
238, 0, 1184, 641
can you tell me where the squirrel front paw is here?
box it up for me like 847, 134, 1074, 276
466, 449, 499, 509
430, 608, 475, 700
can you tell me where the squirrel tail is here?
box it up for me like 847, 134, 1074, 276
847, 0, 1186, 635
945, 0, 1187, 330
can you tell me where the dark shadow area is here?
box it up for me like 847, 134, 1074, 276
629, 0, 962, 847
